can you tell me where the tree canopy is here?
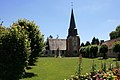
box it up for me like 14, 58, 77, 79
0, 27, 30, 80
113, 41, 120, 61
89, 45, 98, 58
12, 19, 45, 65
91, 37, 99, 45
109, 25, 120, 39
100, 44, 108, 59
0, 19, 45, 79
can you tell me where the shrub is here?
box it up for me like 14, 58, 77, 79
12, 19, 45, 65
99, 44, 108, 59
0, 28, 30, 80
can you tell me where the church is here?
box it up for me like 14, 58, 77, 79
43, 8, 80, 57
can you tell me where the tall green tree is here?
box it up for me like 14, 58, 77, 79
81, 42, 85, 47
109, 31, 118, 39
99, 44, 108, 59
0, 27, 30, 80
113, 41, 120, 61
91, 37, 99, 45
12, 19, 45, 65
84, 46, 90, 58
109, 25, 120, 39
90, 45, 98, 58
91, 37, 96, 45
85, 41, 90, 46
116, 25, 120, 31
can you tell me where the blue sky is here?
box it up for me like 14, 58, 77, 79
0, 0, 120, 43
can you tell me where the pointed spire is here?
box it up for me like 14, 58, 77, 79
69, 9, 76, 29
67, 8, 78, 38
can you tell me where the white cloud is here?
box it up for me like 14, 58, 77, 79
107, 19, 120, 23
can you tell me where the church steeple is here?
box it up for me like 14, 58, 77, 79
67, 8, 78, 38
66, 8, 80, 57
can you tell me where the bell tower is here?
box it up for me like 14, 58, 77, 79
66, 8, 80, 57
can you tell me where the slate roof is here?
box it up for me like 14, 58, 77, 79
48, 39, 66, 50
102, 37, 120, 49
68, 9, 78, 38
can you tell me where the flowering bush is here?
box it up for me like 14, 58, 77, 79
68, 68, 120, 80
66, 60, 120, 80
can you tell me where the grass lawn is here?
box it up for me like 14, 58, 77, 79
21, 57, 116, 80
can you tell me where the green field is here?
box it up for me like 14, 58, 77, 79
21, 57, 116, 80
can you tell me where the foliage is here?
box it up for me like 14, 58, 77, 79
91, 60, 96, 72
80, 42, 84, 47
115, 61, 120, 69
69, 68, 120, 80
100, 40, 104, 45
101, 60, 107, 72
0, 27, 30, 80
68, 59, 120, 80
12, 19, 45, 65
0, 26, 9, 38
45, 38, 49, 50
100, 44, 108, 59
109, 31, 118, 39
116, 25, 120, 31
77, 54, 83, 77
109, 25, 120, 39
79, 47, 85, 56
91, 37, 99, 45
113, 41, 120, 61
84, 46, 90, 58
85, 41, 90, 46
90, 45, 98, 58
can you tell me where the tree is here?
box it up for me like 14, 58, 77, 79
116, 25, 120, 31
95, 38, 99, 45
90, 45, 98, 58
109, 31, 118, 39
91, 37, 96, 45
45, 38, 50, 50
100, 40, 104, 45
113, 41, 120, 61
85, 41, 90, 46
91, 37, 99, 45
84, 46, 90, 58
0, 26, 9, 38
109, 25, 120, 40
81, 42, 85, 47
99, 44, 108, 59
12, 19, 45, 65
0, 27, 30, 80
49, 35, 53, 39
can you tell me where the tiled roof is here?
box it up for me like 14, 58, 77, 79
48, 39, 66, 50
102, 37, 120, 49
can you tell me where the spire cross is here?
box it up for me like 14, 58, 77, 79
71, 2, 73, 8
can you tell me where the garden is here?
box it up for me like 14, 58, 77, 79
19, 57, 120, 80
68, 58, 120, 80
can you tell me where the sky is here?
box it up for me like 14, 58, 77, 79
0, 0, 120, 43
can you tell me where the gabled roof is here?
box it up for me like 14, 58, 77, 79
48, 39, 66, 50
102, 37, 120, 49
